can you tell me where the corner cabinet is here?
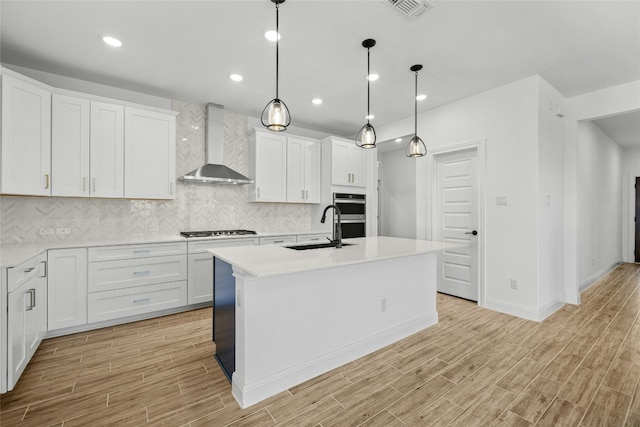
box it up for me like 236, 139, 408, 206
47, 248, 88, 331
124, 107, 177, 199
327, 137, 367, 187
248, 130, 287, 202
1, 72, 52, 196
249, 129, 321, 204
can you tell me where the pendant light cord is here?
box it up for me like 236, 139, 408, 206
367, 47, 371, 125
414, 71, 418, 135
275, 2, 280, 99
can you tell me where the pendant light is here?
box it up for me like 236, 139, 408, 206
261, 0, 291, 132
355, 39, 377, 149
406, 64, 427, 158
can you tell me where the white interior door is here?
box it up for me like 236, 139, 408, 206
435, 149, 479, 301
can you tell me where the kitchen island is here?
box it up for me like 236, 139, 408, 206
208, 236, 458, 408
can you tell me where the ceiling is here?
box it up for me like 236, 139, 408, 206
2, 1, 639, 138
592, 111, 640, 150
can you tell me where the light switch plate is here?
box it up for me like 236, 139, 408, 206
56, 227, 72, 235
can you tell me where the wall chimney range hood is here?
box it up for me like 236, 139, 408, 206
179, 103, 254, 185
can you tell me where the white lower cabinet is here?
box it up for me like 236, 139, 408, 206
47, 248, 87, 331
6, 253, 47, 391
187, 238, 258, 305
87, 242, 187, 323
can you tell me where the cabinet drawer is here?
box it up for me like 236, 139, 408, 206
88, 255, 187, 292
188, 238, 258, 254
88, 242, 186, 262
8, 254, 46, 293
88, 280, 187, 323
259, 235, 296, 245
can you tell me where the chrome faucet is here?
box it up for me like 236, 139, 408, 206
320, 204, 343, 248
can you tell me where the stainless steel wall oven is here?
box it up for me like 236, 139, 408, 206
333, 193, 366, 238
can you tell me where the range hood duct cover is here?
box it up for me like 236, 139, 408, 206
179, 103, 254, 185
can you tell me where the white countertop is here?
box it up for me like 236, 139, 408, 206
207, 236, 460, 278
0, 229, 329, 268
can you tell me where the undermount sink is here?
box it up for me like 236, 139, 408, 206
285, 242, 354, 251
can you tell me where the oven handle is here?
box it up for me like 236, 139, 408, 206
336, 219, 366, 224
335, 199, 366, 204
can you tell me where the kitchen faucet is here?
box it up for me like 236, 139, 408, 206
320, 204, 343, 248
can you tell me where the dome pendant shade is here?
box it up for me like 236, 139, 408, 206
355, 38, 377, 149
406, 64, 426, 158
356, 123, 377, 149
261, 98, 290, 132
406, 135, 426, 157
262, 0, 290, 132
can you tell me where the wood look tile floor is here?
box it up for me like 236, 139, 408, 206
2, 263, 640, 426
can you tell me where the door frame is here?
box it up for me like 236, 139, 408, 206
426, 139, 487, 307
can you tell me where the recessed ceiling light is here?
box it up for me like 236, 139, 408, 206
367, 74, 379, 81
230, 74, 243, 82
416, 94, 427, 101
365, 114, 375, 120
395, 138, 403, 143
264, 30, 280, 42
312, 98, 323, 105
102, 36, 122, 47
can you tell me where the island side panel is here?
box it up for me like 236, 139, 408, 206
231, 252, 438, 408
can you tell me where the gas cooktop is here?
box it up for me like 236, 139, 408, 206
180, 230, 257, 238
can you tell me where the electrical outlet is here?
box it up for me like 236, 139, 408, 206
510, 279, 519, 290
148, 225, 159, 232
38, 227, 55, 235
381, 298, 387, 312
56, 227, 72, 235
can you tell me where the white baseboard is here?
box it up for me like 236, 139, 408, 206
579, 262, 622, 293
485, 297, 564, 322
232, 312, 438, 409
44, 302, 210, 338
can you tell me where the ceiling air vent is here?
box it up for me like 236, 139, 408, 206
388, 0, 432, 19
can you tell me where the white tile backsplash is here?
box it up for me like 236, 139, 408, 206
0, 100, 310, 244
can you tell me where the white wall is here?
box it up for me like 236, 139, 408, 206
622, 147, 640, 262
376, 76, 543, 318
577, 121, 623, 287
537, 77, 566, 312
378, 148, 417, 238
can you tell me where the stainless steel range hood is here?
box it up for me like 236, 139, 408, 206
179, 103, 254, 185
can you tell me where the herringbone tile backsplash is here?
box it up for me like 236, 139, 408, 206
0, 100, 311, 244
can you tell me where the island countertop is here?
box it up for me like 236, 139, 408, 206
207, 236, 459, 278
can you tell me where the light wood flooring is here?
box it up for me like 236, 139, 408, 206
2, 263, 640, 426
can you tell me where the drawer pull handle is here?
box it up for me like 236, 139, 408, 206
273, 240, 284, 244
133, 250, 151, 254
133, 270, 151, 276
133, 298, 151, 304
23, 267, 35, 273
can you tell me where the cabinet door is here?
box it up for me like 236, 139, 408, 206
52, 94, 90, 197
1, 73, 51, 196
304, 141, 321, 203
349, 146, 367, 187
251, 132, 287, 202
187, 253, 214, 305
124, 107, 176, 199
48, 248, 87, 331
7, 278, 38, 390
286, 137, 306, 203
90, 101, 124, 198
36, 258, 48, 343
331, 140, 351, 186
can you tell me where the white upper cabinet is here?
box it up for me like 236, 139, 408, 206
1, 72, 52, 196
330, 138, 367, 187
124, 107, 176, 199
249, 130, 287, 202
51, 94, 90, 197
286, 136, 320, 203
90, 101, 124, 198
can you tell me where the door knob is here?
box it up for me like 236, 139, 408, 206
465, 230, 478, 236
